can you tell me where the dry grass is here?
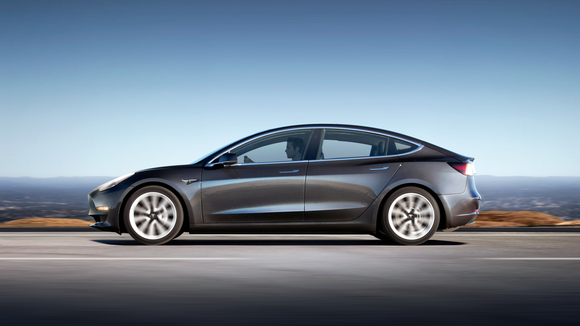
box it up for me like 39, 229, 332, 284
0, 218, 92, 227
465, 211, 573, 227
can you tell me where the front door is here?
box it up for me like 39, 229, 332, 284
202, 129, 313, 223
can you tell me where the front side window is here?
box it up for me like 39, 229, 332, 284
318, 129, 389, 160
229, 129, 313, 164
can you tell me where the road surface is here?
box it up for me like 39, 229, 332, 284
1, 231, 579, 325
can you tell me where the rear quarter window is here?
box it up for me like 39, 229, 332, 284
387, 138, 419, 155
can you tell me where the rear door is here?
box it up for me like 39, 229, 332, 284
304, 128, 401, 222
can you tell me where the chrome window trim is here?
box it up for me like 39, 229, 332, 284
206, 160, 307, 168
205, 125, 423, 167
307, 149, 422, 163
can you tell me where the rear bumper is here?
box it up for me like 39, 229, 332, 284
439, 176, 481, 229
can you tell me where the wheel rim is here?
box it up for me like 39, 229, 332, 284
129, 192, 177, 240
387, 192, 435, 240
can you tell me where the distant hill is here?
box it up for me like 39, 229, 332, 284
475, 175, 580, 220
0, 176, 113, 189
476, 175, 580, 192
0, 177, 113, 223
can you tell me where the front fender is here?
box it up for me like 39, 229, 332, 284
116, 177, 198, 234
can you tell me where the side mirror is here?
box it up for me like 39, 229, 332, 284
218, 153, 238, 165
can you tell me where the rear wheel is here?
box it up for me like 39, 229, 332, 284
124, 186, 183, 245
380, 187, 439, 245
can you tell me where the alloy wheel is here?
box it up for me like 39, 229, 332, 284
387, 192, 436, 240
128, 191, 178, 240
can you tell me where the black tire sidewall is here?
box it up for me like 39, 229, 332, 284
123, 186, 184, 245
381, 187, 440, 245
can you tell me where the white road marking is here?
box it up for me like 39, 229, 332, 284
476, 258, 580, 261
0, 257, 246, 261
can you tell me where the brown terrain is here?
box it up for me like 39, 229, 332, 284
0, 218, 92, 227
0, 212, 580, 228
466, 211, 580, 227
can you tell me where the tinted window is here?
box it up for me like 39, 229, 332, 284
387, 138, 419, 155
229, 129, 313, 164
318, 129, 389, 160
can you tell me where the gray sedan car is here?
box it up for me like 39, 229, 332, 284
88, 124, 481, 245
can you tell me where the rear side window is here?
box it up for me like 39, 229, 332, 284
318, 129, 389, 160
387, 138, 419, 155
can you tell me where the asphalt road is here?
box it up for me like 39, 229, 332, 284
1, 232, 580, 325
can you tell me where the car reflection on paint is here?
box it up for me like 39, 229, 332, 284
88, 124, 481, 245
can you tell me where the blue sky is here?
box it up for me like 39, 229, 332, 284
1, 0, 579, 177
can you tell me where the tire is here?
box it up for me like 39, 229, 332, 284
380, 187, 440, 245
124, 186, 184, 245
174, 230, 185, 239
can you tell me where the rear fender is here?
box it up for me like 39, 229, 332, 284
370, 178, 449, 233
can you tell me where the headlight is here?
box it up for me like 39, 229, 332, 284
98, 173, 135, 191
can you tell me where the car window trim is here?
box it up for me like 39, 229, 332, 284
309, 146, 424, 162
205, 126, 424, 167
214, 160, 308, 167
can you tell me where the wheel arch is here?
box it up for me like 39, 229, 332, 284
118, 181, 192, 234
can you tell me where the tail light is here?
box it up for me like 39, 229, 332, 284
449, 162, 476, 176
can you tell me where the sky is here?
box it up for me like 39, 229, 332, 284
1, 0, 579, 178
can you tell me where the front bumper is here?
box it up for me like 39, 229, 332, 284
88, 186, 128, 234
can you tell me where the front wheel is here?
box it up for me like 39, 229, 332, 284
380, 187, 440, 245
124, 186, 184, 245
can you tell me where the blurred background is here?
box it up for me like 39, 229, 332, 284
1, 0, 579, 224
1, 3, 580, 325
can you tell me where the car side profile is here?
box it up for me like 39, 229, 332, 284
88, 124, 481, 245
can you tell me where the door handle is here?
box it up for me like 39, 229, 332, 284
370, 166, 389, 171
280, 170, 299, 174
